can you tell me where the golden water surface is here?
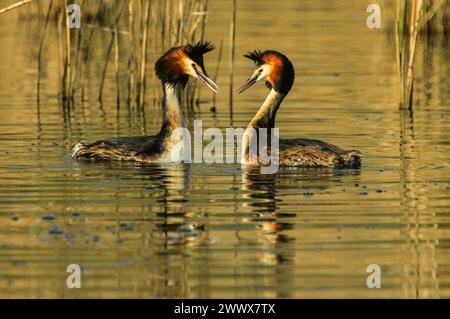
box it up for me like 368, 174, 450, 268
0, 0, 449, 298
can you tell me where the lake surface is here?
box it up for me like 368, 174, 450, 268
0, 0, 448, 298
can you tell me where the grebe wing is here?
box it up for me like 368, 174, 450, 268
280, 138, 345, 154
99, 136, 157, 151
278, 138, 361, 168
71, 135, 159, 160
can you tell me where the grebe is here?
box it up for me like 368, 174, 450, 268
237, 50, 361, 168
71, 42, 219, 163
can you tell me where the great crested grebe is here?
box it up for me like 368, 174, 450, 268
237, 50, 361, 168
71, 42, 219, 163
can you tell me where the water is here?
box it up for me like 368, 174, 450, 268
0, 0, 449, 298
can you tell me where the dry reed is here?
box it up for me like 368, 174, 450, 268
138, 0, 151, 109
228, 0, 237, 121
63, 0, 72, 101
396, 0, 447, 109
0, 0, 33, 15
26, 0, 211, 113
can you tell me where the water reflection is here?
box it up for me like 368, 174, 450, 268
144, 164, 206, 251
82, 162, 207, 250
0, 0, 448, 298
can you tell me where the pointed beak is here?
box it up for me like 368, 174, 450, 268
194, 67, 219, 93
237, 74, 258, 94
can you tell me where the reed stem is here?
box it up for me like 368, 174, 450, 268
114, 1, 123, 107
127, 0, 136, 108
63, 0, 72, 101
98, 33, 115, 102
36, 0, 53, 102
228, 0, 237, 122
212, 38, 224, 108
138, 0, 151, 109
403, 0, 422, 109
0, 0, 32, 15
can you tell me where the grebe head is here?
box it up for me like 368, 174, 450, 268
237, 50, 295, 95
155, 41, 219, 92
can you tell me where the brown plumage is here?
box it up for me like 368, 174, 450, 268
71, 136, 160, 162
238, 50, 361, 169
71, 42, 218, 163
278, 139, 361, 168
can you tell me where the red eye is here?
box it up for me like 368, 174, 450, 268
192, 63, 196, 67
258, 69, 263, 73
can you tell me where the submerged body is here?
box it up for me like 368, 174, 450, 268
238, 50, 361, 169
71, 42, 218, 163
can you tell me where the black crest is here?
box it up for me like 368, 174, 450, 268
243, 50, 295, 94
183, 41, 215, 76
243, 50, 264, 65
182, 41, 215, 60
155, 42, 215, 86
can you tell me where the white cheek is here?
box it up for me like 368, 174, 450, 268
183, 58, 197, 78
257, 65, 271, 81
188, 66, 197, 77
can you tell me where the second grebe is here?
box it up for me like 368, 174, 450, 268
71, 42, 219, 163
237, 50, 361, 168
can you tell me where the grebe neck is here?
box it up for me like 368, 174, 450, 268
159, 82, 186, 138
241, 89, 286, 163
246, 89, 286, 131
